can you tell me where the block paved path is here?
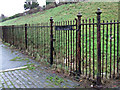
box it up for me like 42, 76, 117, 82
0, 68, 79, 88
0, 41, 80, 88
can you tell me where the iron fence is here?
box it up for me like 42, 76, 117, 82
2, 23, 51, 63
1, 8, 120, 84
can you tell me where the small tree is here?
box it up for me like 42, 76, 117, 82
24, 0, 39, 10
30, 2, 39, 9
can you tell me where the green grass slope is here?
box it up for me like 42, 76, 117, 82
1, 2, 118, 26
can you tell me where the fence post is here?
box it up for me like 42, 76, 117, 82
50, 17, 54, 65
77, 12, 82, 75
96, 8, 102, 85
25, 24, 27, 49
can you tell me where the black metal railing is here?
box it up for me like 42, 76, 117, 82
1, 8, 120, 85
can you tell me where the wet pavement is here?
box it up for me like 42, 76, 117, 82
0, 41, 38, 70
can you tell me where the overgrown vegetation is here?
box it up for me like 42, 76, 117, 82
10, 57, 29, 61
46, 76, 64, 86
24, 63, 36, 70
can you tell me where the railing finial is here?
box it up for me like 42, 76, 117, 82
96, 8, 102, 15
50, 17, 53, 21
77, 12, 82, 17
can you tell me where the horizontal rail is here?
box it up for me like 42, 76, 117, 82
101, 22, 120, 25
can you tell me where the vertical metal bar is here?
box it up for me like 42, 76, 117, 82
27, 24, 29, 52
110, 20, 112, 78
44, 25, 45, 58
93, 18, 95, 79
5, 26, 7, 42
58, 22, 60, 62
62, 21, 65, 68
12, 25, 14, 45
64, 21, 66, 68
34, 24, 36, 52
5, 26, 7, 43
68, 20, 70, 69
73, 20, 75, 71
89, 19, 91, 78
16, 26, 18, 48
13, 26, 15, 46
113, 20, 116, 78
19, 26, 21, 49
96, 8, 102, 85
4, 26, 6, 42
20, 26, 22, 50
9, 26, 10, 44
57, 22, 59, 66
32, 24, 34, 56
10, 26, 12, 45
8, 27, 9, 44
11, 26, 13, 45
82, 19, 84, 75
59, 22, 60, 64
75, 18, 78, 72
32, 24, 34, 55
2, 26, 4, 42
33, 24, 35, 56
40, 24, 42, 57
102, 20, 105, 78
61, 21, 62, 66
117, 20, 119, 77
25, 24, 27, 49
77, 12, 82, 75
54, 22, 57, 65
5, 26, 6, 42
9, 26, 11, 44
6, 26, 8, 43
10, 26, 11, 44
86, 19, 88, 76
66, 21, 68, 67
70, 20, 73, 72
23, 25, 25, 50
10, 26, 13, 45
18, 26, 20, 49
47, 23, 49, 62
37, 24, 39, 53
7, 26, 8, 43
9, 26, 11, 45
50, 17, 54, 65
106, 21, 108, 78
